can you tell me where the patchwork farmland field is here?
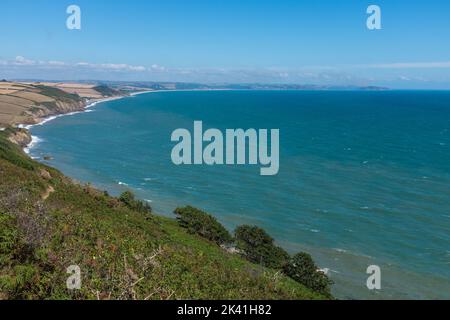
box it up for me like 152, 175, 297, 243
28, 82, 104, 98
0, 81, 103, 126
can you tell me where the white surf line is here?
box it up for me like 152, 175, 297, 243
20, 95, 128, 130
17, 89, 220, 153
18, 95, 128, 155
23, 135, 43, 156
129, 90, 156, 96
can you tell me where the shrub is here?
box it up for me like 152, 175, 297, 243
119, 191, 152, 214
174, 206, 232, 245
283, 252, 333, 297
0, 131, 36, 171
0, 213, 18, 265
34, 85, 81, 102
93, 85, 119, 97
0, 264, 38, 299
234, 225, 289, 269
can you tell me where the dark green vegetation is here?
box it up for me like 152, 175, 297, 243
119, 191, 152, 214
174, 206, 232, 245
284, 253, 333, 297
0, 129, 328, 300
234, 225, 289, 269
174, 208, 333, 297
34, 85, 82, 102
93, 85, 121, 97
0, 127, 36, 171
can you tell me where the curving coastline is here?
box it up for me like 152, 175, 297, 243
18, 96, 129, 154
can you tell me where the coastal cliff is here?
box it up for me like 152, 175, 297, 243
7, 128, 32, 148
0, 128, 327, 300
0, 82, 331, 300
20, 99, 86, 126
0, 82, 124, 127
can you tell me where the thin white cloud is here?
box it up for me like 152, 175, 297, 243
149, 64, 166, 72
47, 60, 66, 66
14, 56, 35, 66
3, 55, 450, 87
357, 61, 450, 69
104, 64, 129, 70
1, 56, 148, 73
78, 62, 147, 72
129, 65, 146, 72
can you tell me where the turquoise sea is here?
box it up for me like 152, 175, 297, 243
28, 90, 450, 299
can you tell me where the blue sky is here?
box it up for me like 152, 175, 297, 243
1, 0, 450, 88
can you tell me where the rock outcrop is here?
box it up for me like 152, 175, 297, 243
7, 128, 32, 148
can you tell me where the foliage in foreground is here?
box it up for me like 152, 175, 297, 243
119, 191, 152, 214
174, 206, 233, 245
173, 204, 333, 296
234, 225, 290, 269
0, 131, 327, 300
284, 253, 333, 297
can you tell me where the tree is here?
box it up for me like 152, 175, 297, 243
283, 252, 333, 297
234, 225, 289, 269
118, 191, 152, 214
174, 206, 232, 245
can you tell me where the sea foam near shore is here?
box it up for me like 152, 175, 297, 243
20, 96, 125, 154
24, 135, 43, 156
25, 90, 450, 299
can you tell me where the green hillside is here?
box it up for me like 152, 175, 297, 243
0, 128, 328, 300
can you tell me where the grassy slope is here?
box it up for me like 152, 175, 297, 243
0, 131, 326, 300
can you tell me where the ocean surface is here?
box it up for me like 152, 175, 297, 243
28, 90, 450, 299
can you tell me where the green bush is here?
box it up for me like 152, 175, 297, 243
283, 252, 333, 297
0, 130, 36, 171
119, 191, 152, 214
34, 85, 81, 102
0, 213, 18, 265
234, 225, 289, 269
174, 206, 232, 245
93, 85, 119, 97
0, 264, 38, 299
0, 133, 330, 300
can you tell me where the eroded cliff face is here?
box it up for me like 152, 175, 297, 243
6, 99, 91, 148
1, 82, 105, 127
7, 128, 32, 148
21, 100, 87, 125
